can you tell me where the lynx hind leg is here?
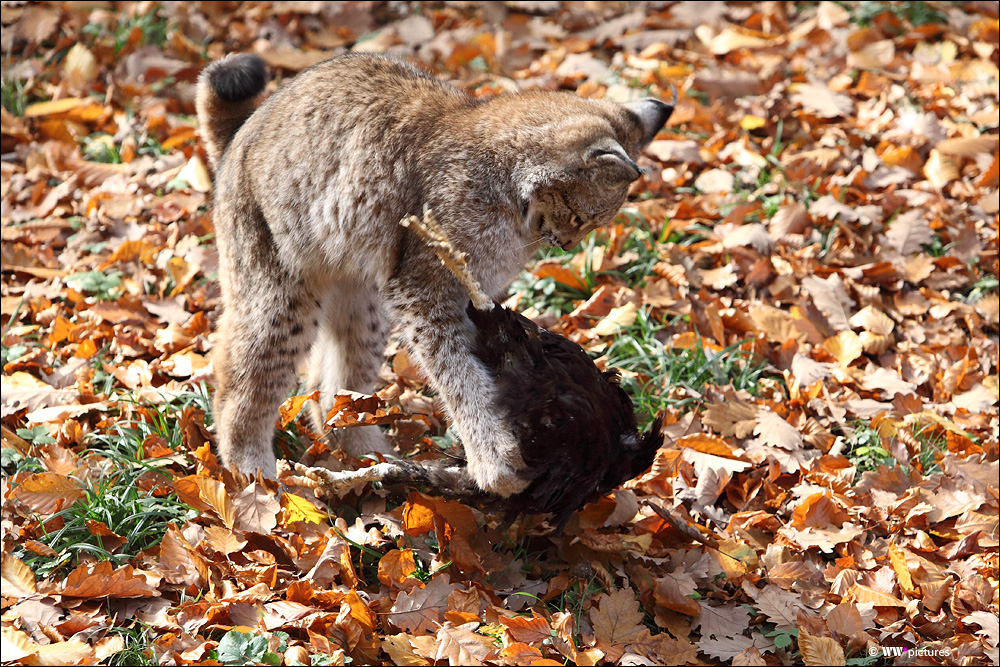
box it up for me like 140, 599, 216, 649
306, 283, 394, 458
213, 278, 321, 479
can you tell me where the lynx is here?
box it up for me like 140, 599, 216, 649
196, 53, 672, 496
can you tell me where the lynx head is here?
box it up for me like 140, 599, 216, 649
518, 97, 673, 249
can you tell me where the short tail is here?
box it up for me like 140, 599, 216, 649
196, 53, 268, 169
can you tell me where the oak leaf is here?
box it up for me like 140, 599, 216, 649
388, 574, 458, 634
590, 588, 645, 661
430, 622, 496, 666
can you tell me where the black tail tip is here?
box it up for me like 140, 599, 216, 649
207, 53, 268, 103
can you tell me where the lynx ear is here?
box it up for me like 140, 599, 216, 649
584, 140, 642, 183
624, 98, 674, 145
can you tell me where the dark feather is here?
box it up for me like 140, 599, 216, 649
466, 302, 664, 531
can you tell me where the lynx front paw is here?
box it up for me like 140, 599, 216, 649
465, 432, 530, 497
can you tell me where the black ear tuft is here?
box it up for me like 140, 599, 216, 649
624, 98, 674, 145
208, 53, 269, 103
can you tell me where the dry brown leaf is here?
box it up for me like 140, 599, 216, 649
499, 614, 552, 644
60, 561, 159, 598
1, 553, 37, 598
798, 630, 845, 666
156, 523, 210, 588
203, 525, 248, 556
847, 584, 904, 607
192, 476, 235, 528
823, 331, 864, 367
382, 634, 430, 666
789, 83, 854, 118
802, 274, 855, 331
429, 622, 495, 666
9, 472, 84, 514
389, 574, 457, 634
378, 549, 418, 588
591, 588, 646, 660
752, 410, 803, 451
826, 603, 866, 639
233, 480, 279, 533
884, 210, 933, 255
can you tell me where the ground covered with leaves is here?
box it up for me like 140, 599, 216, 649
1, 2, 998, 666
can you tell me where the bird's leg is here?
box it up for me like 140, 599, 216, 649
400, 209, 494, 312
277, 460, 406, 497
277, 458, 482, 499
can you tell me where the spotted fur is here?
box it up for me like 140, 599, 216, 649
196, 53, 671, 496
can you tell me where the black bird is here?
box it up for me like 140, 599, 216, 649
467, 301, 664, 530
283, 212, 664, 531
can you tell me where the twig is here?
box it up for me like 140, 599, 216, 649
400, 209, 494, 311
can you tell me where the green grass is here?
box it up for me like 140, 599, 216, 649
1, 78, 28, 116
909, 419, 948, 475
18, 450, 196, 577
81, 132, 167, 164
65, 269, 124, 301
843, 420, 894, 477
13, 388, 212, 577
603, 308, 772, 425
844, 1, 947, 28
960, 273, 999, 304
81, 3, 171, 55
508, 273, 592, 315
105, 626, 156, 667
598, 209, 664, 288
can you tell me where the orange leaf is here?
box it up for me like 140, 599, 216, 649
499, 642, 544, 661
533, 260, 588, 291
791, 493, 851, 529
61, 561, 159, 598
23, 97, 86, 117
10, 472, 84, 514
378, 549, 417, 587
675, 433, 741, 458
444, 610, 481, 625
887, 544, 915, 595
101, 239, 158, 269
500, 614, 553, 644
847, 584, 904, 607
278, 390, 320, 428
74, 338, 97, 358
402, 493, 438, 536
47, 316, 74, 346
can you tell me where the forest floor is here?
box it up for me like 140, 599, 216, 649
1, 2, 998, 666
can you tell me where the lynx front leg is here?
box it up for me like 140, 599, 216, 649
384, 270, 529, 497
213, 277, 320, 479
306, 282, 393, 457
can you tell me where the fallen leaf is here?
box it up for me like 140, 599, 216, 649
61, 561, 159, 598
798, 630, 845, 666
